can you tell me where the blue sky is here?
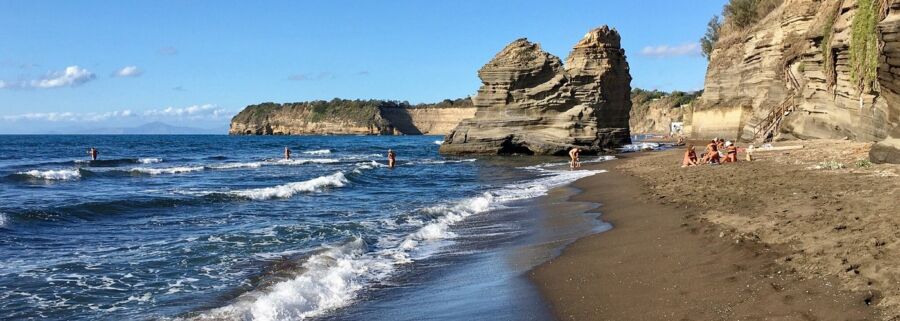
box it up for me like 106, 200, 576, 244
0, 0, 726, 133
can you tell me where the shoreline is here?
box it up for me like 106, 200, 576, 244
530, 148, 880, 320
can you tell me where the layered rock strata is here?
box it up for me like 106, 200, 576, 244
696, 0, 900, 163
229, 102, 475, 136
440, 26, 632, 155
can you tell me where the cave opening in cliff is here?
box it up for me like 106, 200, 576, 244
498, 141, 535, 155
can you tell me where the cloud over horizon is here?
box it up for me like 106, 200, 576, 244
640, 43, 701, 57
1, 104, 233, 123
0, 66, 96, 89
113, 66, 143, 77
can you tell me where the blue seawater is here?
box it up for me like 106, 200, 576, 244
0, 135, 606, 320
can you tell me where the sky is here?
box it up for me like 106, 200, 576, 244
0, 0, 726, 133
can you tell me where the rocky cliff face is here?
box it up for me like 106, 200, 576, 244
697, 0, 900, 163
440, 26, 632, 155
229, 101, 475, 136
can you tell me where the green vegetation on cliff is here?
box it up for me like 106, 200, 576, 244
850, 0, 882, 93
232, 97, 474, 131
632, 88, 701, 107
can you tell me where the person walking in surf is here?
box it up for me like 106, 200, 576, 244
284, 147, 292, 160
387, 149, 396, 168
569, 147, 581, 169
88, 147, 99, 161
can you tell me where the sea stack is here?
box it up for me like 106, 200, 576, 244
440, 25, 632, 155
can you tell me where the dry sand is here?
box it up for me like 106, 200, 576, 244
532, 139, 900, 320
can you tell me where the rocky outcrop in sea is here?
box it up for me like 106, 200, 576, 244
439, 26, 632, 155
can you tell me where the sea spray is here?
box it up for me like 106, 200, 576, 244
17, 169, 82, 180
232, 172, 349, 200
302, 149, 331, 155
198, 167, 605, 321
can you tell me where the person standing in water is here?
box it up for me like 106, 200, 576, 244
284, 147, 292, 160
87, 147, 99, 161
569, 147, 581, 169
387, 149, 396, 168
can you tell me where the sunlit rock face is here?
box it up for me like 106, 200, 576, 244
440, 25, 632, 155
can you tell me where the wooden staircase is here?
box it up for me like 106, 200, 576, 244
753, 95, 796, 143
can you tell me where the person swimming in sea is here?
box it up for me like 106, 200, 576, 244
88, 147, 99, 161
387, 149, 396, 168
284, 147, 292, 160
569, 147, 581, 169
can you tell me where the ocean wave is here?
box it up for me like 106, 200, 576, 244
410, 158, 476, 165
231, 172, 348, 200
433, 140, 443, 145
194, 168, 605, 321
518, 155, 616, 170
271, 159, 340, 165
302, 149, 331, 155
207, 162, 265, 169
619, 142, 660, 152
0, 212, 8, 227
15, 169, 82, 180
138, 158, 163, 164
196, 238, 373, 321
130, 166, 205, 175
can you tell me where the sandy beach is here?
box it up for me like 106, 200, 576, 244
532, 140, 900, 320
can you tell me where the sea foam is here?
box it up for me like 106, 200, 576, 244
232, 172, 348, 200
130, 166, 205, 175
197, 166, 605, 321
302, 149, 331, 155
17, 169, 82, 180
0, 212, 8, 227
138, 158, 163, 164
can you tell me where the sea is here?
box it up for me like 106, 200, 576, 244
0, 135, 616, 321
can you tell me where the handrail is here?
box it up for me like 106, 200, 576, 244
753, 95, 795, 142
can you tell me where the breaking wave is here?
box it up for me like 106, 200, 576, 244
302, 149, 331, 155
130, 166, 205, 175
193, 167, 604, 320
15, 169, 82, 180
230, 172, 348, 200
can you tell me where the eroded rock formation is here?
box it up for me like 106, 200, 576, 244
439, 26, 632, 155
695, 0, 900, 163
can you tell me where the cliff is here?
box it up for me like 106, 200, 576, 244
440, 26, 632, 155
696, 0, 900, 163
629, 89, 700, 134
229, 99, 475, 135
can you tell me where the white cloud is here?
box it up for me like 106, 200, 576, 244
640, 43, 701, 57
2, 105, 232, 123
1, 110, 133, 122
113, 66, 143, 77
142, 104, 229, 118
0, 65, 96, 89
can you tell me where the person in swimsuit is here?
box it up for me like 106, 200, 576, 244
723, 141, 738, 163
88, 147, 99, 161
387, 149, 396, 168
703, 140, 720, 164
682, 144, 698, 167
569, 147, 581, 169
284, 147, 292, 160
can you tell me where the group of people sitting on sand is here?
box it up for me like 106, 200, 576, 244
682, 138, 741, 167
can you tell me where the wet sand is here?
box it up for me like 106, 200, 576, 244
530, 142, 891, 320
